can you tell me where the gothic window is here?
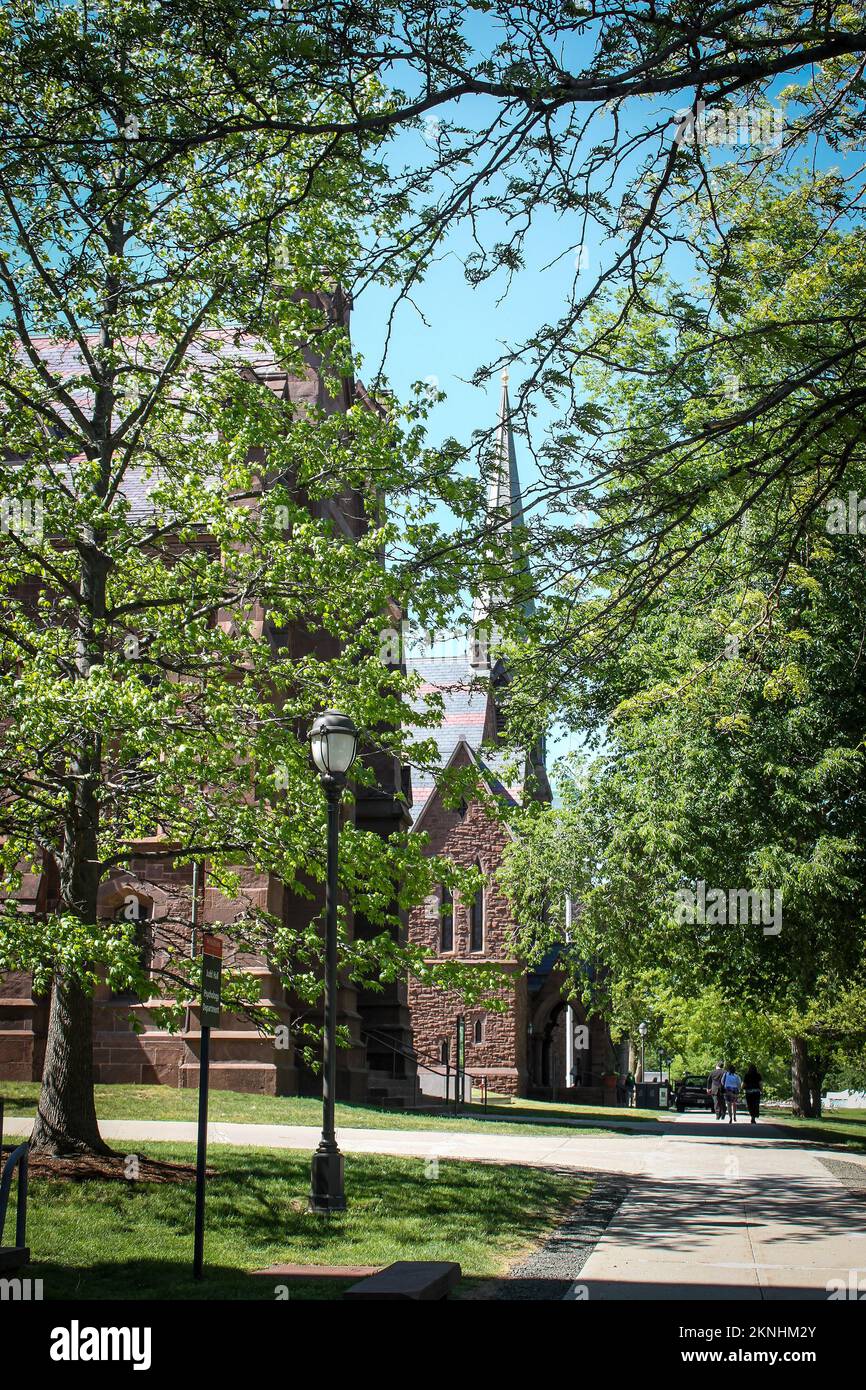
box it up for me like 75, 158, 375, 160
470, 877, 484, 953
440, 886, 454, 952
440, 1039, 449, 1065
474, 1017, 484, 1045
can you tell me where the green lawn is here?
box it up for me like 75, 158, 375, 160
24, 1141, 591, 1300
764, 1107, 866, 1154
0, 1080, 651, 1137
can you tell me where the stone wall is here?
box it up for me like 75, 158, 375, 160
408, 754, 529, 1096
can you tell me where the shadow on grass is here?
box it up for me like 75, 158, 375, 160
26, 1146, 590, 1299
31, 1259, 343, 1301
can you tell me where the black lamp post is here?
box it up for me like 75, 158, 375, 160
308, 710, 359, 1214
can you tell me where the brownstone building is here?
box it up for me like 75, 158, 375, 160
0, 328, 613, 1108
0, 298, 415, 1104
405, 375, 614, 1100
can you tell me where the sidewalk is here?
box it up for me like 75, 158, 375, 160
6, 1110, 863, 1299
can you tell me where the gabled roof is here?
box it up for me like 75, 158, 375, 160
410, 735, 522, 839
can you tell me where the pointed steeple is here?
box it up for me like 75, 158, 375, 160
487, 368, 526, 531
470, 369, 534, 668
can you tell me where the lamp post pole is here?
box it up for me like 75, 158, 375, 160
564, 894, 574, 1088
308, 710, 358, 1215
309, 780, 344, 1213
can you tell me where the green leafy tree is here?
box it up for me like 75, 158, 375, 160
0, 1, 513, 1155
501, 176, 866, 1115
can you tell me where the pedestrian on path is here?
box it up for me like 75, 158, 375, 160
707, 1062, 726, 1120
743, 1065, 762, 1124
722, 1065, 741, 1122
625, 1071, 635, 1107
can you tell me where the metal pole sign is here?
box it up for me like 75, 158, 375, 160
194, 933, 222, 1280
454, 1016, 465, 1115
200, 933, 222, 1027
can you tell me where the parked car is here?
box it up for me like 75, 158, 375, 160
673, 1073, 714, 1112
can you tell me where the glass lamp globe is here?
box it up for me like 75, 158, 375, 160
310, 711, 359, 779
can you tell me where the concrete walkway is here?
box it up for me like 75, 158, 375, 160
7, 1110, 864, 1299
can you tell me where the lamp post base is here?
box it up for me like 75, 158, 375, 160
309, 1148, 346, 1214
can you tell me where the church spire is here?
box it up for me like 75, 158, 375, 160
487, 368, 526, 531
470, 369, 534, 668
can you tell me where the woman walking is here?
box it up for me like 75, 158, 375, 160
743, 1065, 762, 1124
722, 1064, 742, 1122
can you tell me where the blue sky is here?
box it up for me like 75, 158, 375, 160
348, 26, 835, 776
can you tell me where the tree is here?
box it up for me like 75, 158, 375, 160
500, 175, 866, 1115
0, 1, 513, 1155
10, 3, 866, 661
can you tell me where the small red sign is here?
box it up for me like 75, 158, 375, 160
202, 933, 223, 959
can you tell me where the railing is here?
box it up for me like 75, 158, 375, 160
362, 1025, 448, 1078
362, 1026, 476, 1109
0, 1107, 29, 1253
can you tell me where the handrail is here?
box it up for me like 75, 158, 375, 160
0, 1142, 29, 1249
361, 1025, 451, 1078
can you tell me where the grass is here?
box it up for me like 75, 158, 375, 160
763, 1107, 866, 1155
23, 1141, 591, 1300
0, 1081, 650, 1137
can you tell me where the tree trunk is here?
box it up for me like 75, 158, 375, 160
790, 1035, 817, 1117
809, 1054, 829, 1119
30, 971, 111, 1156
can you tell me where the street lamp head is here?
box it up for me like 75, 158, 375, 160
638, 1021, 648, 1037
310, 710, 359, 782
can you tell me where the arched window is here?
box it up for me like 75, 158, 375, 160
470, 877, 484, 952
440, 886, 453, 952
474, 1017, 484, 1045
440, 1039, 449, 1065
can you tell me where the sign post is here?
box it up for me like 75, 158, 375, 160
193, 933, 222, 1281
454, 1015, 465, 1116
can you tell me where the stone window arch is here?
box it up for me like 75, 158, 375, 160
469, 872, 484, 953
440, 885, 453, 953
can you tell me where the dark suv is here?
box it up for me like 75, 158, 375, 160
673, 1074, 714, 1112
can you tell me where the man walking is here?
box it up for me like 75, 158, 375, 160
707, 1062, 726, 1120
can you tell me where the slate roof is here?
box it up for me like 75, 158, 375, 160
8, 306, 355, 521
406, 652, 496, 822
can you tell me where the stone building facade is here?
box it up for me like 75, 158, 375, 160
0, 295, 414, 1103
0, 332, 613, 1107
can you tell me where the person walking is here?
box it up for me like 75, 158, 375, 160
743, 1064, 762, 1124
707, 1062, 726, 1120
722, 1064, 742, 1122
625, 1070, 636, 1107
